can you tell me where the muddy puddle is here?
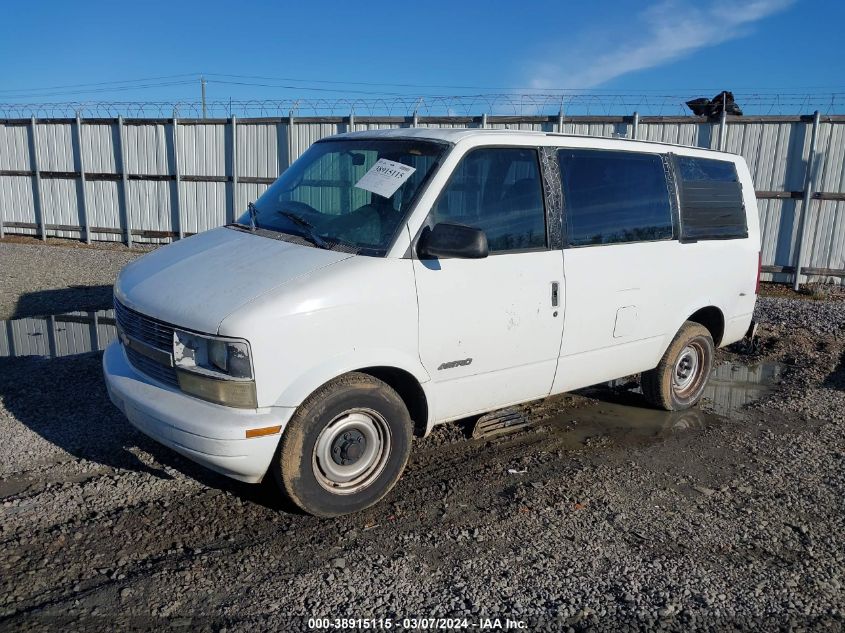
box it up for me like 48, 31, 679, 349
528, 360, 786, 450
470, 359, 785, 449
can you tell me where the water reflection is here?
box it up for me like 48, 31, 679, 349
0, 310, 116, 359
602, 360, 783, 417
470, 358, 784, 443
550, 360, 786, 446
706, 360, 783, 416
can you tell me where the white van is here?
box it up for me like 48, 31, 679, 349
103, 128, 760, 516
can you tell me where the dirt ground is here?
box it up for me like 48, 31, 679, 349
0, 240, 843, 632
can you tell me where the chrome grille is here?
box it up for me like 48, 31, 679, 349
124, 346, 179, 387
114, 298, 179, 387
114, 299, 175, 351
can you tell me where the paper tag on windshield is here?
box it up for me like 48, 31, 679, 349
354, 159, 416, 198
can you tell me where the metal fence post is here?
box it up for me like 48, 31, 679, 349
230, 115, 238, 224
481, 113, 488, 129
117, 116, 133, 248
287, 110, 295, 168
5, 320, 16, 357
28, 117, 46, 240
89, 310, 100, 351
172, 116, 184, 239
201, 76, 208, 119
631, 111, 640, 139
557, 108, 564, 133
718, 107, 728, 151
47, 315, 57, 358
793, 110, 821, 291
74, 114, 92, 243
412, 111, 419, 128
348, 111, 355, 133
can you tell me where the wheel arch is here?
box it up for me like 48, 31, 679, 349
686, 305, 725, 347
271, 352, 434, 438
356, 366, 429, 438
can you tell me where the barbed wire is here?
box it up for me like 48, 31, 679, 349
1, 92, 842, 118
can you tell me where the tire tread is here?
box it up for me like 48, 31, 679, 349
642, 322, 713, 411
274, 372, 412, 517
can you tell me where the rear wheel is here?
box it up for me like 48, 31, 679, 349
642, 322, 714, 411
272, 372, 413, 517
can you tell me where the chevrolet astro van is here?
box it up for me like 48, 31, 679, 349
104, 128, 760, 516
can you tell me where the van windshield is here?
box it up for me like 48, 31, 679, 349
236, 138, 447, 255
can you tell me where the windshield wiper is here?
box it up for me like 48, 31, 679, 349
227, 221, 253, 231
247, 201, 259, 230
278, 210, 329, 249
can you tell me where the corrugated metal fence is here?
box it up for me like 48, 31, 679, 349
0, 310, 116, 359
1, 113, 844, 284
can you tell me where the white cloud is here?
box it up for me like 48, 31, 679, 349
529, 0, 794, 89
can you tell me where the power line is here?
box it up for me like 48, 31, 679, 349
0, 80, 198, 100
206, 78, 452, 98
207, 79, 845, 103
203, 73, 845, 94
0, 73, 201, 94
206, 72, 536, 92
2, 69, 843, 99
2, 70, 843, 104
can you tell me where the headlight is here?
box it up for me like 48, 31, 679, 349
172, 329, 257, 408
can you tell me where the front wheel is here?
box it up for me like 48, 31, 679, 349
272, 372, 413, 517
641, 322, 715, 411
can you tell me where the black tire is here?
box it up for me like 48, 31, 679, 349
641, 321, 715, 411
272, 372, 413, 517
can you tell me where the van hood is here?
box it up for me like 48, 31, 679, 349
115, 227, 353, 333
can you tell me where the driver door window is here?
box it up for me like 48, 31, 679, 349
430, 148, 547, 253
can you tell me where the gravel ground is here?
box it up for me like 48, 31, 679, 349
0, 239, 149, 320
0, 243, 843, 632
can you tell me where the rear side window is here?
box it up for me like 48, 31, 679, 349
431, 147, 546, 253
558, 149, 674, 246
675, 155, 747, 240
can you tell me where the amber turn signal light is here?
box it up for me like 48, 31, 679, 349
245, 425, 282, 439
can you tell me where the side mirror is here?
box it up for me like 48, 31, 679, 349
417, 222, 488, 259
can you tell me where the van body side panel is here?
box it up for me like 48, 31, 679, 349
671, 239, 758, 347
663, 155, 760, 349
553, 241, 679, 393
552, 152, 759, 396
218, 256, 428, 409
414, 250, 565, 422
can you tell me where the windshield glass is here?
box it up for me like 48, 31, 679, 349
237, 138, 447, 255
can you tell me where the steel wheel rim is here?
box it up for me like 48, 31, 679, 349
313, 408, 391, 495
673, 343, 702, 396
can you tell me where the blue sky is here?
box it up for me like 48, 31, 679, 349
0, 0, 842, 114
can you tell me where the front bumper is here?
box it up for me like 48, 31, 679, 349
103, 341, 294, 483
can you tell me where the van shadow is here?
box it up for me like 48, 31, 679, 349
0, 351, 292, 512
11, 285, 115, 319
823, 351, 845, 391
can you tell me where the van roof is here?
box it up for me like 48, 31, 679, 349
329, 127, 736, 156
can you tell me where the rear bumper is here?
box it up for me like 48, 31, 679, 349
102, 341, 294, 483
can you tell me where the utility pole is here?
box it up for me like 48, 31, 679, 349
200, 75, 207, 118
